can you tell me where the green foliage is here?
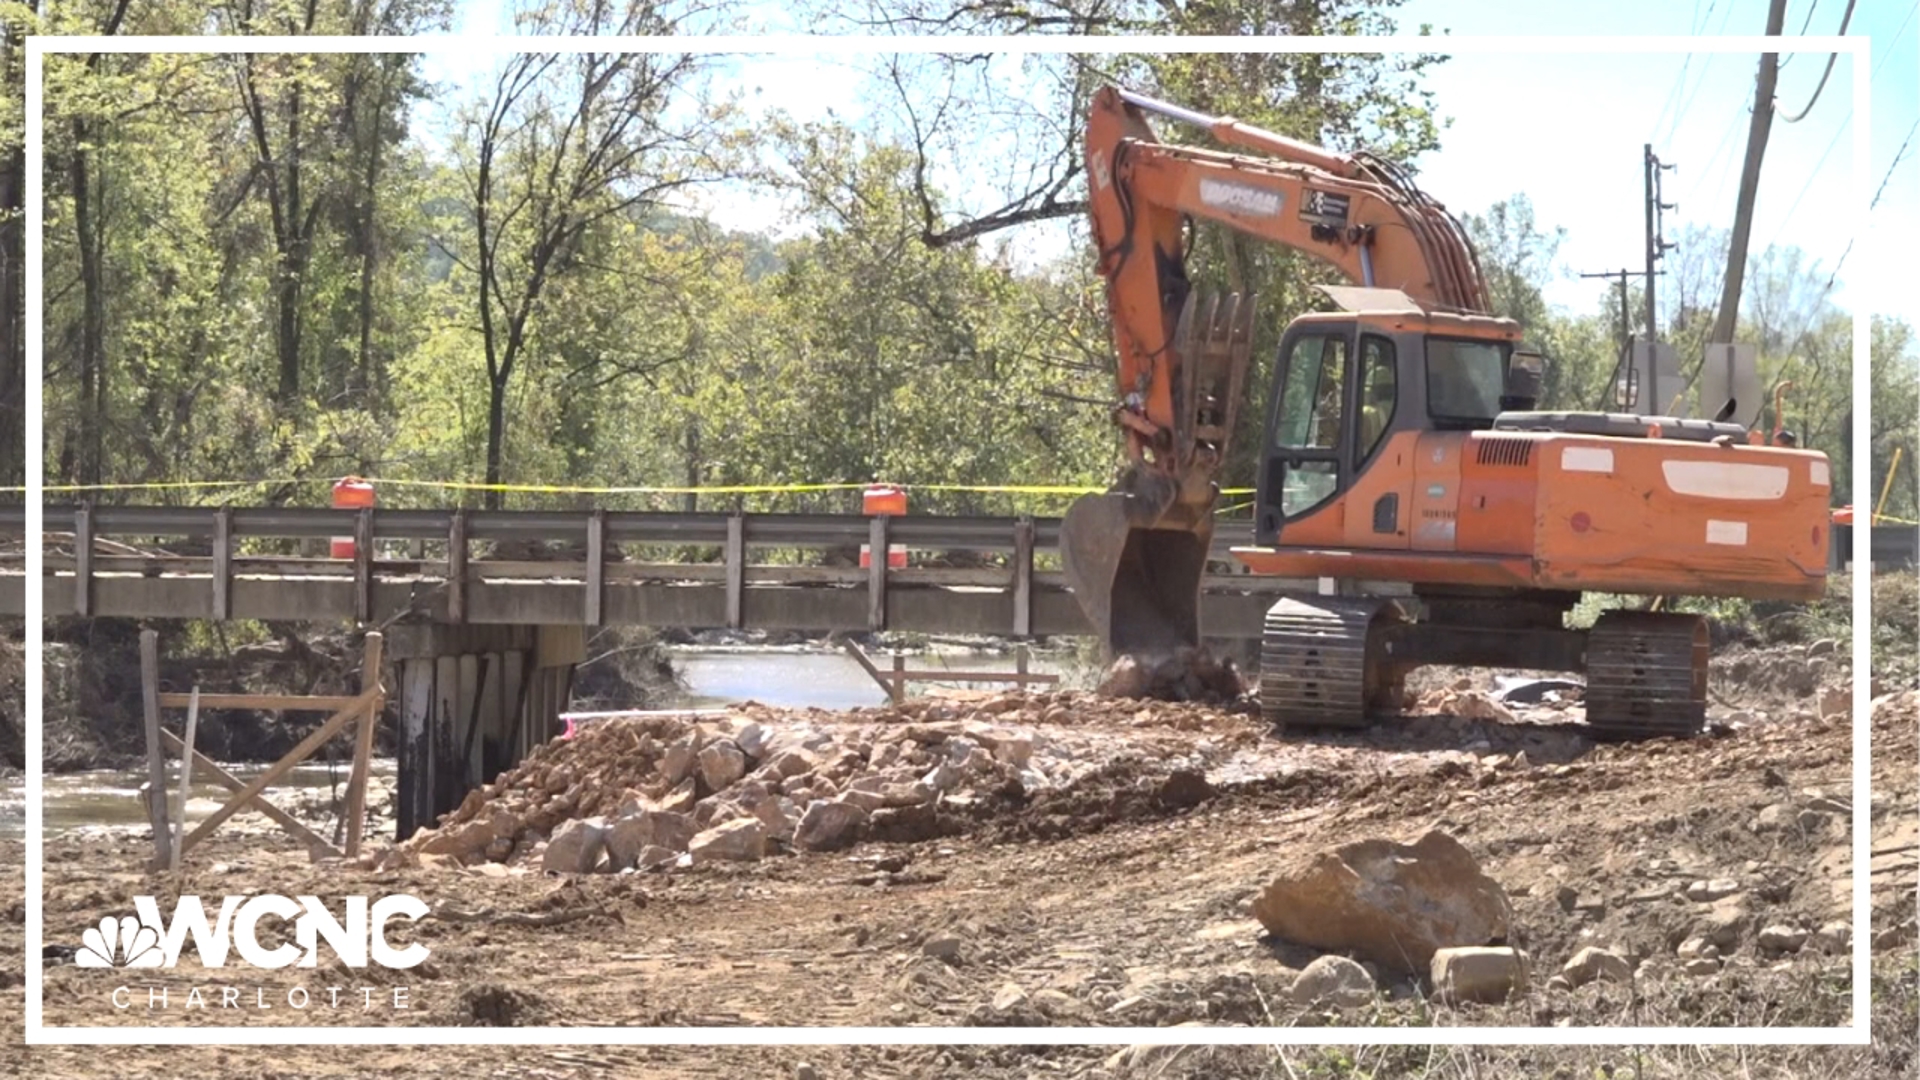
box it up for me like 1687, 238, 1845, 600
29, 26, 1902, 542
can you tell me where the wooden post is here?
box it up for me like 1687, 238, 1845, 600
447, 510, 468, 624
170, 687, 200, 872
342, 631, 385, 859
1017, 645, 1030, 685
585, 508, 605, 627
73, 503, 92, 617
1012, 515, 1034, 638
161, 729, 340, 857
212, 507, 233, 620
139, 630, 173, 869
891, 652, 907, 704
868, 515, 889, 631
725, 513, 745, 630
840, 637, 901, 705
353, 507, 373, 623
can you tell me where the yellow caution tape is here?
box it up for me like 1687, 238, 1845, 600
362, 478, 871, 495
10, 477, 1263, 498
26, 478, 313, 493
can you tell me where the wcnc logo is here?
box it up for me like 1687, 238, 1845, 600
75, 894, 430, 970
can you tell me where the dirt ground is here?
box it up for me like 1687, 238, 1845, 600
2, 650, 1916, 1079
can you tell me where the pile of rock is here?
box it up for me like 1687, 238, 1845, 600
1410, 685, 1522, 725
390, 693, 1215, 873
1095, 647, 1247, 704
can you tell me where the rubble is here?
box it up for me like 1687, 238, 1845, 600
395, 690, 1259, 874
1094, 646, 1245, 703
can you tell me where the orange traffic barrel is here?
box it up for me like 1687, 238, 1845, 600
860, 483, 908, 568
332, 476, 375, 558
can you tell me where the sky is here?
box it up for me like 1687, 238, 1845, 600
417, 0, 1917, 333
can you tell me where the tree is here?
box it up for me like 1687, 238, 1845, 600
449, 2, 733, 508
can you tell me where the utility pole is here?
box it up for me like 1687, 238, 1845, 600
1581, 268, 1635, 364
1710, 0, 1790, 346
1582, 267, 1665, 410
1643, 145, 1677, 346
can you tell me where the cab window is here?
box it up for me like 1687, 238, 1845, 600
1275, 334, 1347, 450
1358, 335, 1396, 464
1426, 338, 1508, 426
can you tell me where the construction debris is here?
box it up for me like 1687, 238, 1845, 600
391, 691, 1255, 873
1095, 646, 1246, 703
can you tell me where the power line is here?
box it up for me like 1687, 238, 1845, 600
1890, 0, 1919, 58
1873, 119, 1918, 210
1778, 0, 1856, 123
1777, 0, 1827, 70
1660, 0, 1740, 148
1765, 0, 1915, 244
1774, 113, 1850, 235
1773, 123, 1911, 361
1680, 91, 1749, 212
1650, 0, 1716, 142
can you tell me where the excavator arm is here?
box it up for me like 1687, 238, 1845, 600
1087, 85, 1490, 475
1063, 86, 1492, 658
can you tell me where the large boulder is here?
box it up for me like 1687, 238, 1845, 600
688, 817, 766, 863
794, 799, 869, 852
698, 740, 749, 791
1251, 830, 1510, 975
417, 818, 494, 859
542, 816, 608, 874
605, 810, 697, 869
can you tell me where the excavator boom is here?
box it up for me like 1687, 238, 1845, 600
1064, 86, 1503, 658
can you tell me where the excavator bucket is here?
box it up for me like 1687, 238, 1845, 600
1060, 485, 1212, 657
1062, 290, 1252, 659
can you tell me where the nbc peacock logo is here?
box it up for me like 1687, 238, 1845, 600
76, 915, 165, 969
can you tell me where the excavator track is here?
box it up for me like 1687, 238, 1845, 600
1259, 596, 1396, 731
1582, 611, 1710, 739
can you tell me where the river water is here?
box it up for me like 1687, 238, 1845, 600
1, 647, 1072, 840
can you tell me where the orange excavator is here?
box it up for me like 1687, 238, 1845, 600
1062, 87, 1831, 737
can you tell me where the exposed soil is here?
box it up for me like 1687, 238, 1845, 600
4, 657, 1915, 1077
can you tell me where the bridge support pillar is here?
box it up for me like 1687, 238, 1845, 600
389, 623, 586, 842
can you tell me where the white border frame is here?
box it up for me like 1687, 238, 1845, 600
23, 32, 1873, 1047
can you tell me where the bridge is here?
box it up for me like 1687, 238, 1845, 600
5, 503, 1300, 839
12, 502, 1909, 840
9, 503, 1292, 636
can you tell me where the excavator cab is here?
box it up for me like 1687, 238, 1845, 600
1254, 288, 1532, 547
